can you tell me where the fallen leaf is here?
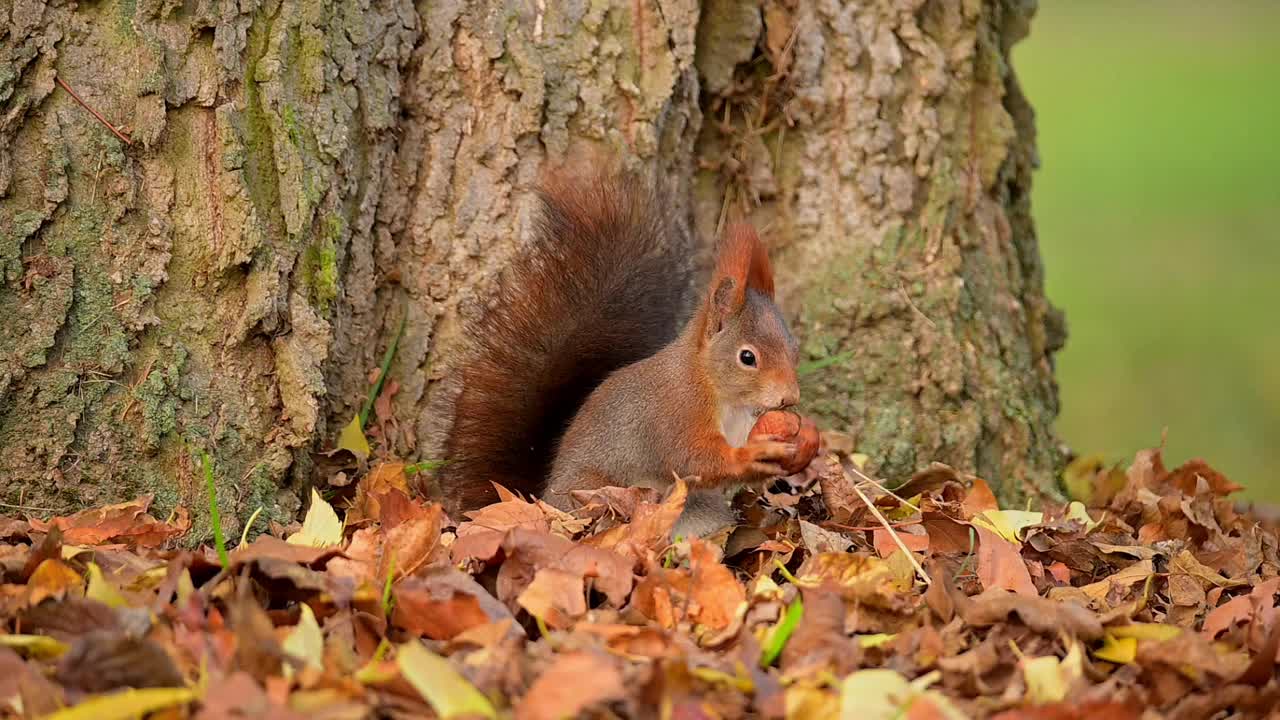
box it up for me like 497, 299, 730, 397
282, 603, 324, 678
0, 633, 70, 659
196, 671, 308, 720
517, 567, 586, 627
838, 669, 965, 720
956, 588, 1104, 641
1108, 623, 1181, 642
1021, 642, 1083, 704
515, 651, 625, 720
1203, 577, 1280, 638
689, 538, 747, 632
337, 416, 371, 461
973, 509, 1044, 543
1168, 549, 1247, 590
288, 489, 344, 548
1093, 633, 1137, 664
872, 526, 928, 558
85, 563, 128, 608
0, 645, 64, 715
918, 513, 971, 558
992, 701, 1142, 720
786, 682, 840, 720
29, 497, 189, 548
40, 687, 195, 720
231, 535, 343, 567
797, 553, 901, 609
975, 526, 1037, 596
961, 479, 999, 519
55, 630, 184, 693
396, 641, 496, 719
801, 520, 854, 553
393, 568, 517, 640
28, 558, 83, 605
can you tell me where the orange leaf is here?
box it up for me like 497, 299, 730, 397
974, 525, 1036, 596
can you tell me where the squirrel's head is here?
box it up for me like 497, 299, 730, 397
699, 223, 800, 415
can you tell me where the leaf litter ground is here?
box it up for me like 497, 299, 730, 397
1, 441, 1278, 719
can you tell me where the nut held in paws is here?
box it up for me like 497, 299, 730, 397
749, 411, 820, 474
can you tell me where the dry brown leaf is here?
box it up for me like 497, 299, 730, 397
992, 701, 1142, 720
498, 528, 633, 608
1168, 549, 1246, 591
689, 539, 746, 633
230, 535, 344, 567
956, 587, 1104, 641
872, 526, 928, 558
920, 512, 972, 556
797, 552, 901, 609
962, 479, 999, 519
1203, 577, 1280, 638
55, 629, 184, 693
975, 525, 1037, 596
515, 651, 625, 720
0, 646, 63, 716
29, 497, 189, 547
393, 567, 517, 640
517, 567, 586, 627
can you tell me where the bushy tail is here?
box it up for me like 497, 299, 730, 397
439, 169, 696, 511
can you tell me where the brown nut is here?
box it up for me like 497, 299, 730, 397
749, 411, 821, 475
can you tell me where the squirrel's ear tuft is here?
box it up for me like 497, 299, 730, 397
712, 223, 774, 302
701, 223, 774, 339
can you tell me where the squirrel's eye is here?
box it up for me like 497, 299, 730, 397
738, 349, 757, 367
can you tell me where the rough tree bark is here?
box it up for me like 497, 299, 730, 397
1, 0, 1064, 539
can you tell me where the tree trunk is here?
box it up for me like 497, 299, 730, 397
0, 0, 1063, 538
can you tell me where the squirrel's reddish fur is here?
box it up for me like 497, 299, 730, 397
440, 170, 696, 511
438, 165, 800, 536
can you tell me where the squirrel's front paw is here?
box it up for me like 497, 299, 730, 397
737, 438, 796, 479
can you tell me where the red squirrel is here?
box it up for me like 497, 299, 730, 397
437, 166, 801, 538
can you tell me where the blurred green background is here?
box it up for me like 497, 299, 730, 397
1016, 1, 1280, 500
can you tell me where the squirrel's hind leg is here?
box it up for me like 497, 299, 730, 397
671, 488, 737, 540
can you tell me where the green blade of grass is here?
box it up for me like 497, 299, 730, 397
199, 450, 230, 567
759, 597, 804, 667
360, 311, 408, 429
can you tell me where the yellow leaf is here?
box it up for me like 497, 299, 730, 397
1065, 501, 1098, 531
337, 415, 371, 461
176, 569, 196, 607
855, 633, 895, 649
287, 488, 344, 548
1062, 454, 1105, 503
282, 604, 324, 679
38, 687, 195, 720
396, 642, 496, 720
59, 545, 95, 560
972, 510, 1044, 543
1021, 641, 1083, 705
86, 563, 128, 609
0, 634, 69, 660
355, 659, 398, 685
885, 495, 922, 521
786, 683, 838, 720
690, 665, 754, 692
1109, 623, 1181, 642
1093, 633, 1138, 664
838, 670, 964, 720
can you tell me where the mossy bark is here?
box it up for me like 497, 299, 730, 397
1, 0, 1063, 538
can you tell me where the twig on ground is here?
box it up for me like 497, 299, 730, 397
847, 469, 931, 586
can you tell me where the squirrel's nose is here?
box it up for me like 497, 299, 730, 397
777, 385, 800, 410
